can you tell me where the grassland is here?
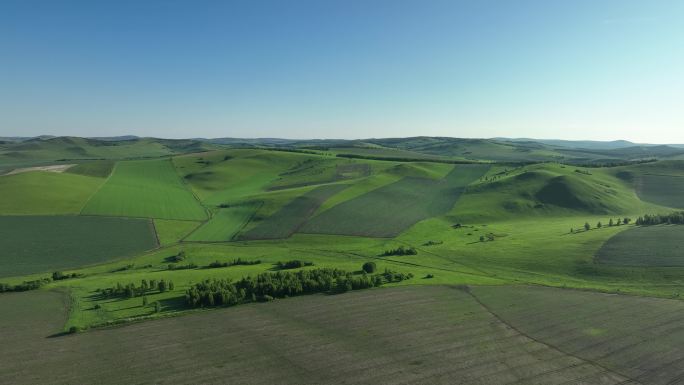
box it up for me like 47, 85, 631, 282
241, 185, 348, 240
597, 225, 684, 267
7, 285, 684, 384
301, 164, 488, 237
0, 216, 158, 277
0, 171, 104, 215
185, 203, 260, 242
81, 159, 207, 220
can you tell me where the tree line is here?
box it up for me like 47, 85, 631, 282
276, 260, 314, 269
1, 270, 81, 293
380, 246, 417, 256
185, 266, 413, 308
636, 212, 684, 226
571, 217, 632, 233
98, 278, 175, 299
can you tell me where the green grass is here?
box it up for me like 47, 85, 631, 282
81, 159, 208, 220
301, 164, 489, 237
153, 219, 201, 246
596, 225, 684, 266
0, 171, 104, 215
241, 185, 347, 240
0, 216, 158, 277
66, 160, 116, 178
185, 203, 260, 242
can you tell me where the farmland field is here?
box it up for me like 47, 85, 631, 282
472, 285, 684, 384
6, 285, 684, 384
635, 174, 684, 209
596, 225, 684, 266
185, 203, 260, 241
241, 185, 347, 240
301, 164, 489, 237
0, 171, 104, 215
0, 216, 158, 277
81, 159, 208, 220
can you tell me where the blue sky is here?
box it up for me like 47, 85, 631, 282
0, 0, 682, 142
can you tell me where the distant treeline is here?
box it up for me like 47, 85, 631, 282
561, 158, 658, 168
335, 153, 481, 164
636, 212, 684, 226
208, 258, 261, 269
276, 260, 313, 270
185, 268, 413, 308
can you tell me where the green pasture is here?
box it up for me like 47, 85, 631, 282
186, 203, 260, 242
597, 225, 684, 267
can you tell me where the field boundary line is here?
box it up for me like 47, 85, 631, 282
463, 287, 643, 385
168, 157, 211, 221
78, 160, 118, 215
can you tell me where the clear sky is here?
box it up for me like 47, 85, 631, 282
0, 0, 682, 142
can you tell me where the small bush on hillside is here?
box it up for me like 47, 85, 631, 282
362, 262, 377, 274
276, 260, 313, 270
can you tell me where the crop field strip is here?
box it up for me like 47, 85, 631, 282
185, 202, 261, 242
240, 184, 348, 240
596, 225, 684, 267
471, 285, 684, 384
81, 159, 208, 220
300, 164, 490, 237
635, 174, 684, 209
0, 216, 158, 277
0, 285, 643, 385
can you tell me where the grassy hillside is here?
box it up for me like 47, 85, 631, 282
81, 159, 208, 220
301, 164, 488, 237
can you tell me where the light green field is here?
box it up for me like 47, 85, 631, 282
81, 159, 208, 220
153, 219, 201, 246
185, 203, 260, 242
0, 171, 104, 214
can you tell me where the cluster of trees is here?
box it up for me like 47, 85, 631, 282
380, 246, 417, 256
165, 250, 186, 263
422, 240, 443, 246
0, 278, 51, 293
479, 233, 496, 242
185, 267, 413, 308
636, 212, 684, 226
362, 262, 377, 273
276, 260, 314, 270
99, 279, 175, 299
51, 271, 81, 281
208, 258, 261, 269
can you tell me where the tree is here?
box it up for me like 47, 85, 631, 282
479, 235, 485, 242
623, 217, 631, 225
168, 281, 175, 291
362, 262, 377, 274
142, 296, 148, 306
597, 221, 602, 229
584, 222, 591, 231
158, 279, 167, 293
609, 218, 614, 227
154, 301, 161, 313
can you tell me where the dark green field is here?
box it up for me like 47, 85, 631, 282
241, 184, 348, 240
0, 216, 158, 277
301, 164, 488, 237
596, 225, 684, 267
636, 174, 684, 209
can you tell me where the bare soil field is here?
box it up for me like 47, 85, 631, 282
5, 164, 75, 175
4, 285, 672, 385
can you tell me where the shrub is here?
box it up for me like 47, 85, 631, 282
362, 262, 377, 274
276, 260, 313, 270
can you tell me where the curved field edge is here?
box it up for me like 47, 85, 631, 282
596, 225, 684, 267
